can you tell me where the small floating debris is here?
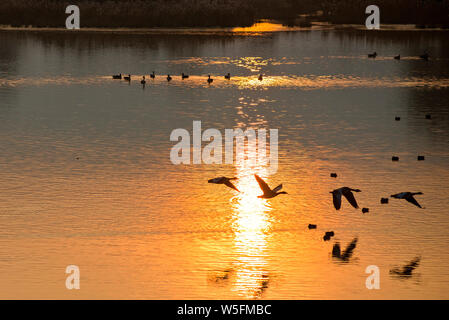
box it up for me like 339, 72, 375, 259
323, 231, 335, 241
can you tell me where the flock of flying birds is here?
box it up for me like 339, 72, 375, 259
207, 108, 431, 277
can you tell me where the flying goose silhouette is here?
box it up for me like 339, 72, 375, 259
208, 177, 239, 192
390, 256, 421, 276
207, 75, 213, 84
391, 192, 423, 208
254, 174, 287, 198
332, 238, 358, 261
330, 187, 361, 210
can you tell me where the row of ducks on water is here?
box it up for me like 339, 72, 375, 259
112, 72, 264, 84
368, 52, 430, 60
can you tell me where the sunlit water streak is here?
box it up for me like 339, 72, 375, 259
0, 29, 448, 299
2, 75, 449, 89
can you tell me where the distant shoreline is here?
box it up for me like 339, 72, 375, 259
1, 23, 448, 35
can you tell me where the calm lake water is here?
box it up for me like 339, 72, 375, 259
0, 25, 449, 299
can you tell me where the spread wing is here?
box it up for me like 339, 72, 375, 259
402, 256, 420, 274
272, 184, 283, 193
332, 191, 342, 210
224, 180, 239, 192
208, 177, 223, 184
405, 195, 422, 208
342, 189, 359, 209
341, 238, 358, 261
255, 174, 271, 195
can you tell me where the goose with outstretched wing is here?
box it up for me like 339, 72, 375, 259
208, 177, 239, 192
255, 174, 287, 199
330, 187, 361, 210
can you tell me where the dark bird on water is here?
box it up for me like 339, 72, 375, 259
323, 231, 335, 241
254, 174, 287, 199
207, 75, 213, 84
330, 173, 337, 178
392, 156, 399, 161
182, 73, 189, 79
224, 73, 231, 80
417, 155, 425, 161
394, 55, 400, 60
420, 53, 429, 61
368, 52, 377, 58
150, 71, 155, 79
362, 208, 369, 214
208, 177, 239, 192
390, 256, 421, 276
330, 187, 361, 210
381, 198, 389, 204
124, 74, 131, 81
258, 74, 263, 81
112, 73, 122, 79
141, 76, 146, 85
332, 238, 358, 262
308, 224, 317, 229
167, 75, 172, 82
391, 192, 424, 208
395, 116, 401, 121
425, 114, 431, 119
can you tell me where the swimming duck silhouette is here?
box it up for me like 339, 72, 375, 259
394, 55, 401, 60
391, 192, 424, 208
207, 75, 213, 84
420, 53, 429, 61
224, 73, 231, 80
368, 52, 377, 58
141, 76, 146, 85
124, 74, 131, 81
258, 74, 263, 81
330, 187, 361, 210
208, 177, 239, 192
112, 73, 122, 79
150, 71, 155, 79
182, 73, 189, 79
167, 75, 172, 82
254, 174, 287, 198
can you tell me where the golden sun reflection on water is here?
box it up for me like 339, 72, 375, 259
229, 141, 273, 298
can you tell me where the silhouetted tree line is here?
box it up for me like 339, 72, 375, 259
0, 0, 447, 28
